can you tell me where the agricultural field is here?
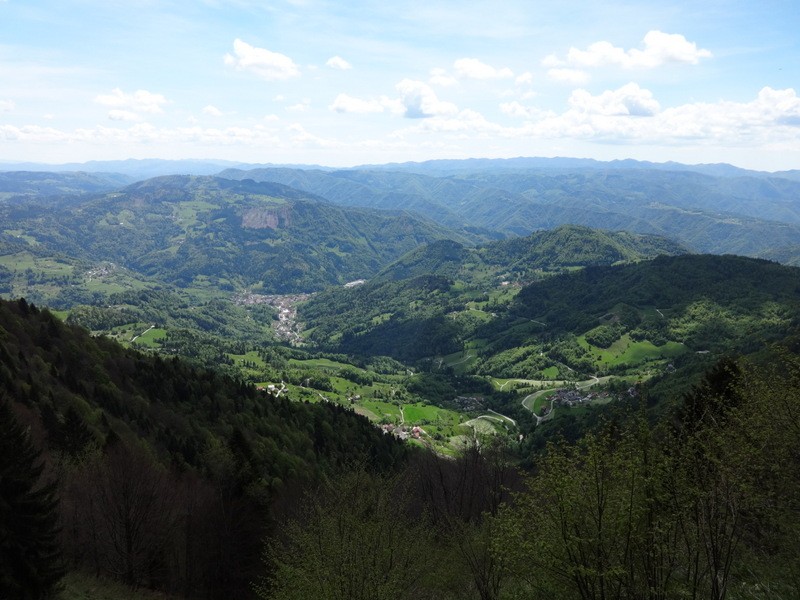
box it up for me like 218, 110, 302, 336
578, 333, 687, 369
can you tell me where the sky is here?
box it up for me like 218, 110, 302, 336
1, 0, 799, 171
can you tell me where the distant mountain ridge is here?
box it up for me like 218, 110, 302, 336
5, 156, 799, 180
0, 170, 134, 199
219, 163, 800, 257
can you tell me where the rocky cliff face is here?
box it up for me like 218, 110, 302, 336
242, 205, 292, 229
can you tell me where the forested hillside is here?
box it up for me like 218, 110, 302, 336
3, 161, 800, 599
375, 224, 685, 285
300, 254, 800, 377
0, 175, 476, 295
0, 297, 404, 598
4, 296, 800, 600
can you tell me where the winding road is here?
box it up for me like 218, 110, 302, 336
521, 375, 611, 425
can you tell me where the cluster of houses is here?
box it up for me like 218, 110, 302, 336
231, 291, 311, 343
538, 389, 612, 415
381, 423, 424, 441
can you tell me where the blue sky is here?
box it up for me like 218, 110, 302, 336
1, 0, 799, 170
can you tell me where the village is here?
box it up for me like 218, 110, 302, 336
231, 290, 311, 344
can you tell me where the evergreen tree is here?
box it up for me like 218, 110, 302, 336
0, 394, 63, 599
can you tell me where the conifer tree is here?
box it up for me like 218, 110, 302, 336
0, 394, 63, 599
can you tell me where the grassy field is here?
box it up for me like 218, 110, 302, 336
288, 357, 354, 370
403, 402, 462, 426
531, 389, 557, 413
228, 350, 267, 368
361, 399, 401, 421
578, 333, 687, 368
133, 327, 167, 348
490, 377, 568, 391
0, 252, 74, 276
440, 349, 478, 374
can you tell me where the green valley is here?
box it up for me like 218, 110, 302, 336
3, 160, 800, 599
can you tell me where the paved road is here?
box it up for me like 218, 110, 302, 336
521, 375, 611, 425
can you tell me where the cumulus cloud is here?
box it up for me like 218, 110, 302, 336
500, 101, 551, 120
547, 68, 590, 85
287, 99, 311, 112
326, 55, 352, 70
224, 38, 300, 80
392, 108, 507, 139
329, 93, 403, 115
395, 79, 458, 118
393, 86, 800, 150
518, 86, 800, 145
569, 83, 660, 116
287, 123, 335, 147
108, 110, 140, 122
94, 88, 168, 114
453, 58, 513, 80
555, 30, 712, 70
429, 68, 458, 87
203, 105, 224, 117
515, 72, 534, 86
0, 99, 14, 112
4, 88, 799, 161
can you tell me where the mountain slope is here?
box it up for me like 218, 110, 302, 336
299, 254, 800, 374
0, 175, 475, 293
375, 225, 686, 284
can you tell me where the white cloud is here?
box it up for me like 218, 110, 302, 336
287, 123, 335, 147
326, 56, 352, 70
94, 88, 168, 114
429, 68, 458, 87
453, 58, 513, 80
329, 94, 389, 114
392, 86, 800, 150
392, 108, 506, 138
560, 30, 712, 70
395, 79, 458, 118
203, 105, 224, 117
108, 109, 140, 122
0, 125, 68, 143
4, 88, 799, 164
500, 101, 550, 120
515, 72, 533, 86
568, 83, 660, 116
518, 86, 800, 145
541, 53, 564, 68
224, 38, 300, 80
0, 99, 14, 112
547, 68, 590, 85
287, 99, 311, 112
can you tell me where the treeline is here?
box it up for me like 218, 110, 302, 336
0, 297, 406, 598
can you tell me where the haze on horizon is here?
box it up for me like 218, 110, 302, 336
1, 0, 798, 172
